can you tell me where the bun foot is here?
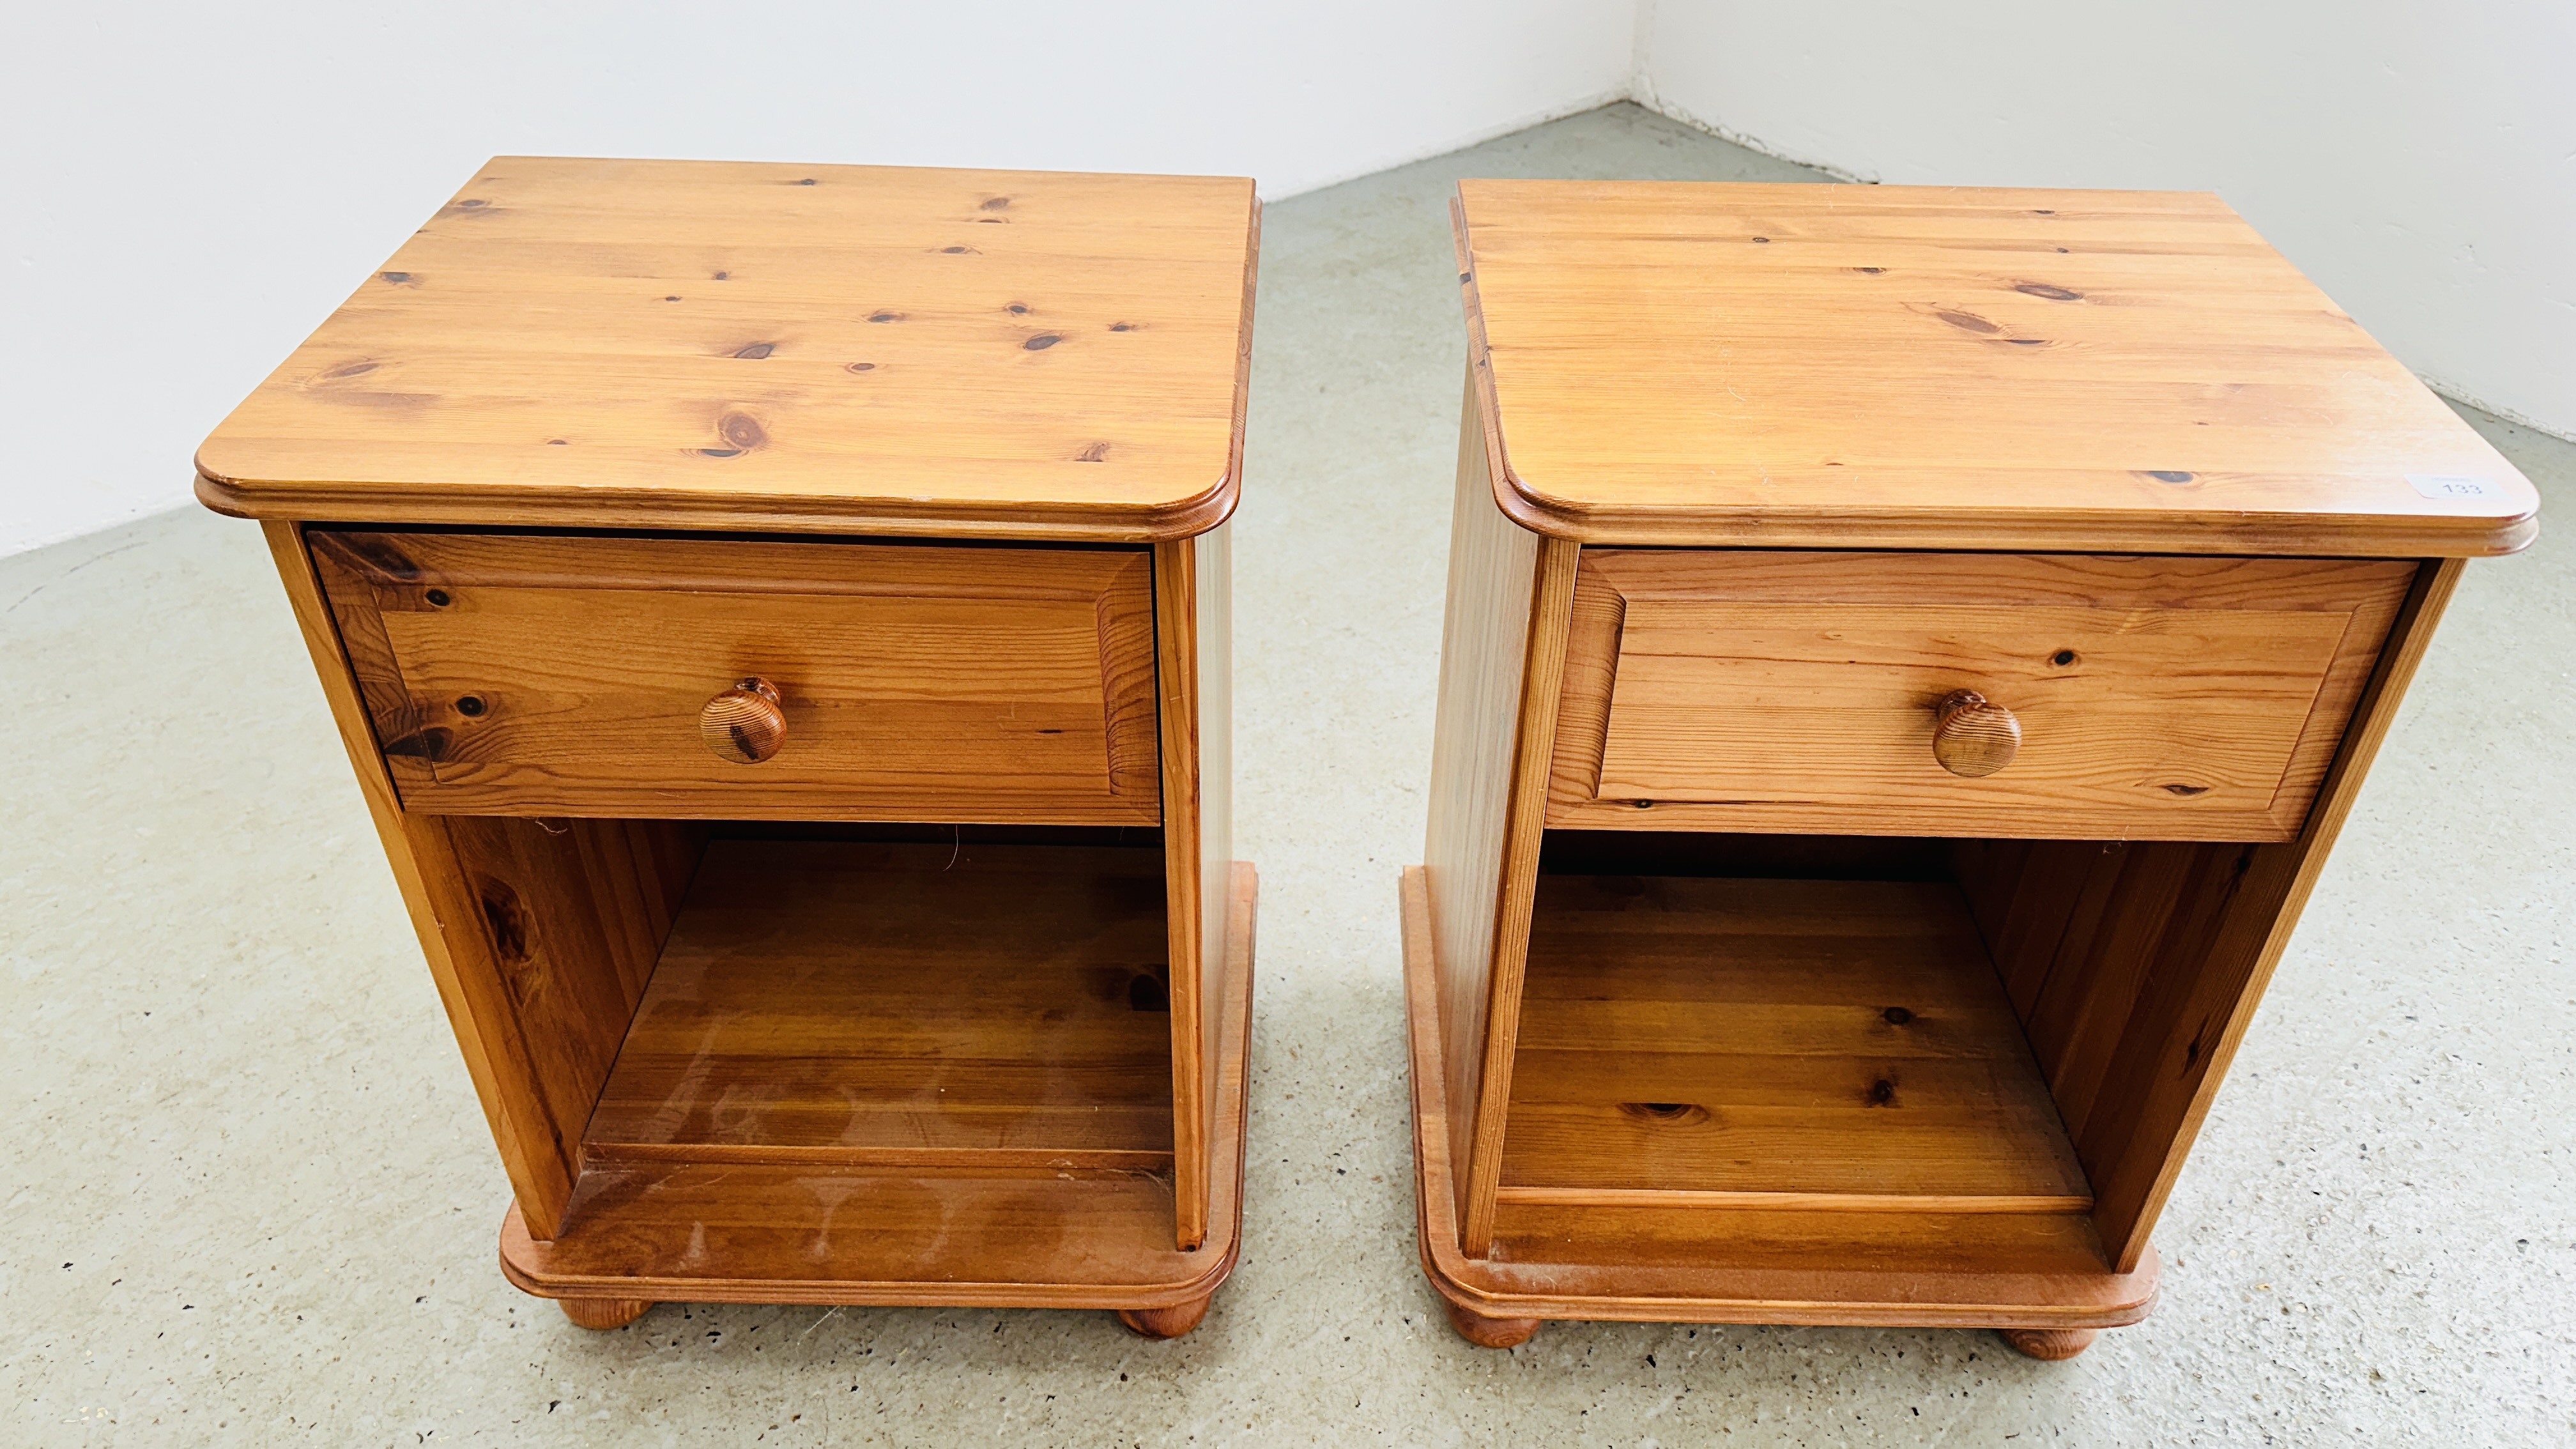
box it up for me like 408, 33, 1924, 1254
1442, 1297, 1542, 1349
558, 1297, 653, 1330
2000, 1327, 2099, 1361
1119, 1294, 1213, 1339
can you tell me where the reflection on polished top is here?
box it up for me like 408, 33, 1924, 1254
197, 157, 1259, 541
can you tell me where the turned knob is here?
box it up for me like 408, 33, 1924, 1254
700, 677, 786, 763
1931, 690, 2020, 777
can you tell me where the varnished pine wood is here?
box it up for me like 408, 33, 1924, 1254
1152, 524, 1234, 1250
1547, 551, 2411, 841
1417, 181, 2528, 1354
2085, 559, 2464, 1269
1949, 560, 2465, 1273
1167, 202, 1253, 1228
1453, 181, 2536, 556
1154, 532, 1209, 1249
1505, 876, 2089, 1211
503, 862, 1257, 1313
559, 1298, 652, 1330
698, 677, 786, 763
1931, 692, 2020, 778
1492, 1186, 2091, 1214
507, 1163, 1224, 1309
1950, 837, 2241, 1156
1469, 1200, 2152, 1322
581, 841, 1177, 1165
199, 159, 1259, 542
1457, 532, 1578, 1257
264, 522, 705, 1237
1402, 868, 2158, 1331
1937, 559, 2462, 1268
227, 161, 1253, 1327
1441, 1298, 1542, 1349
437, 813, 707, 1181
1420, 363, 1542, 1234
2000, 1327, 2099, 1361
1545, 553, 1623, 815
268, 519, 572, 1227
308, 531, 1160, 823
1149, 195, 1251, 1249
1119, 1295, 1213, 1339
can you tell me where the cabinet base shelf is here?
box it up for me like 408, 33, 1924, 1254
1401, 866, 2156, 1334
498, 862, 1255, 1316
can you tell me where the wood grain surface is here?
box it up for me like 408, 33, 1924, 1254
1930, 691, 2021, 778
557, 1298, 653, 1330
1454, 181, 2537, 556
1400, 868, 2158, 1329
696, 677, 787, 764
265, 521, 709, 1237
2000, 1326, 2100, 1360
583, 840, 1177, 1166
1420, 364, 1546, 1236
1457, 533, 1579, 1255
1153, 524, 1234, 1249
1929, 559, 2460, 1275
199, 158, 1258, 542
1547, 550, 2412, 841
504, 861, 1257, 1310
1995, 559, 2462, 1270
309, 530, 1160, 822
1503, 875, 2090, 1211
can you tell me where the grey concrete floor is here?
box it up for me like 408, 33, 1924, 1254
6, 102, 2574, 1445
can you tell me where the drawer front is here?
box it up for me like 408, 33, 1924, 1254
311, 531, 1160, 823
1547, 551, 2415, 842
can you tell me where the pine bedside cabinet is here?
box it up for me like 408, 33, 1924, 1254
1405, 180, 2538, 1356
197, 158, 1259, 1338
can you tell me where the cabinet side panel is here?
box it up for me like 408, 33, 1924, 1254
2045, 843, 2244, 1142
1460, 535, 1579, 1254
569, 817, 710, 1004
305, 531, 441, 796
2019, 843, 2204, 1131
1155, 534, 1217, 1250
1959, 838, 2243, 1145
439, 815, 702, 1180
261, 524, 576, 1232
1422, 370, 1540, 1237
1196, 523, 1233, 1174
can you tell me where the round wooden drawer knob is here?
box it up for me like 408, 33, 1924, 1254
1932, 690, 2020, 778
700, 677, 786, 764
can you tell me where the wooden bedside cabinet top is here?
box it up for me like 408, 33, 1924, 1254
198, 158, 1257, 541
1453, 180, 2536, 556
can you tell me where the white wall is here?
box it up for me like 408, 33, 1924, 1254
0, 1, 1634, 557
1638, 0, 2576, 440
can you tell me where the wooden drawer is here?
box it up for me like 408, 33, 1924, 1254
1546, 551, 2415, 842
310, 531, 1160, 823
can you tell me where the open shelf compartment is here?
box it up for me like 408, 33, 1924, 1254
1501, 872, 2090, 1215
1402, 830, 2166, 1329
583, 836, 1178, 1173
496, 827, 1255, 1309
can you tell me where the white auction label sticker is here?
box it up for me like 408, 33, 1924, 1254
2406, 473, 2503, 500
